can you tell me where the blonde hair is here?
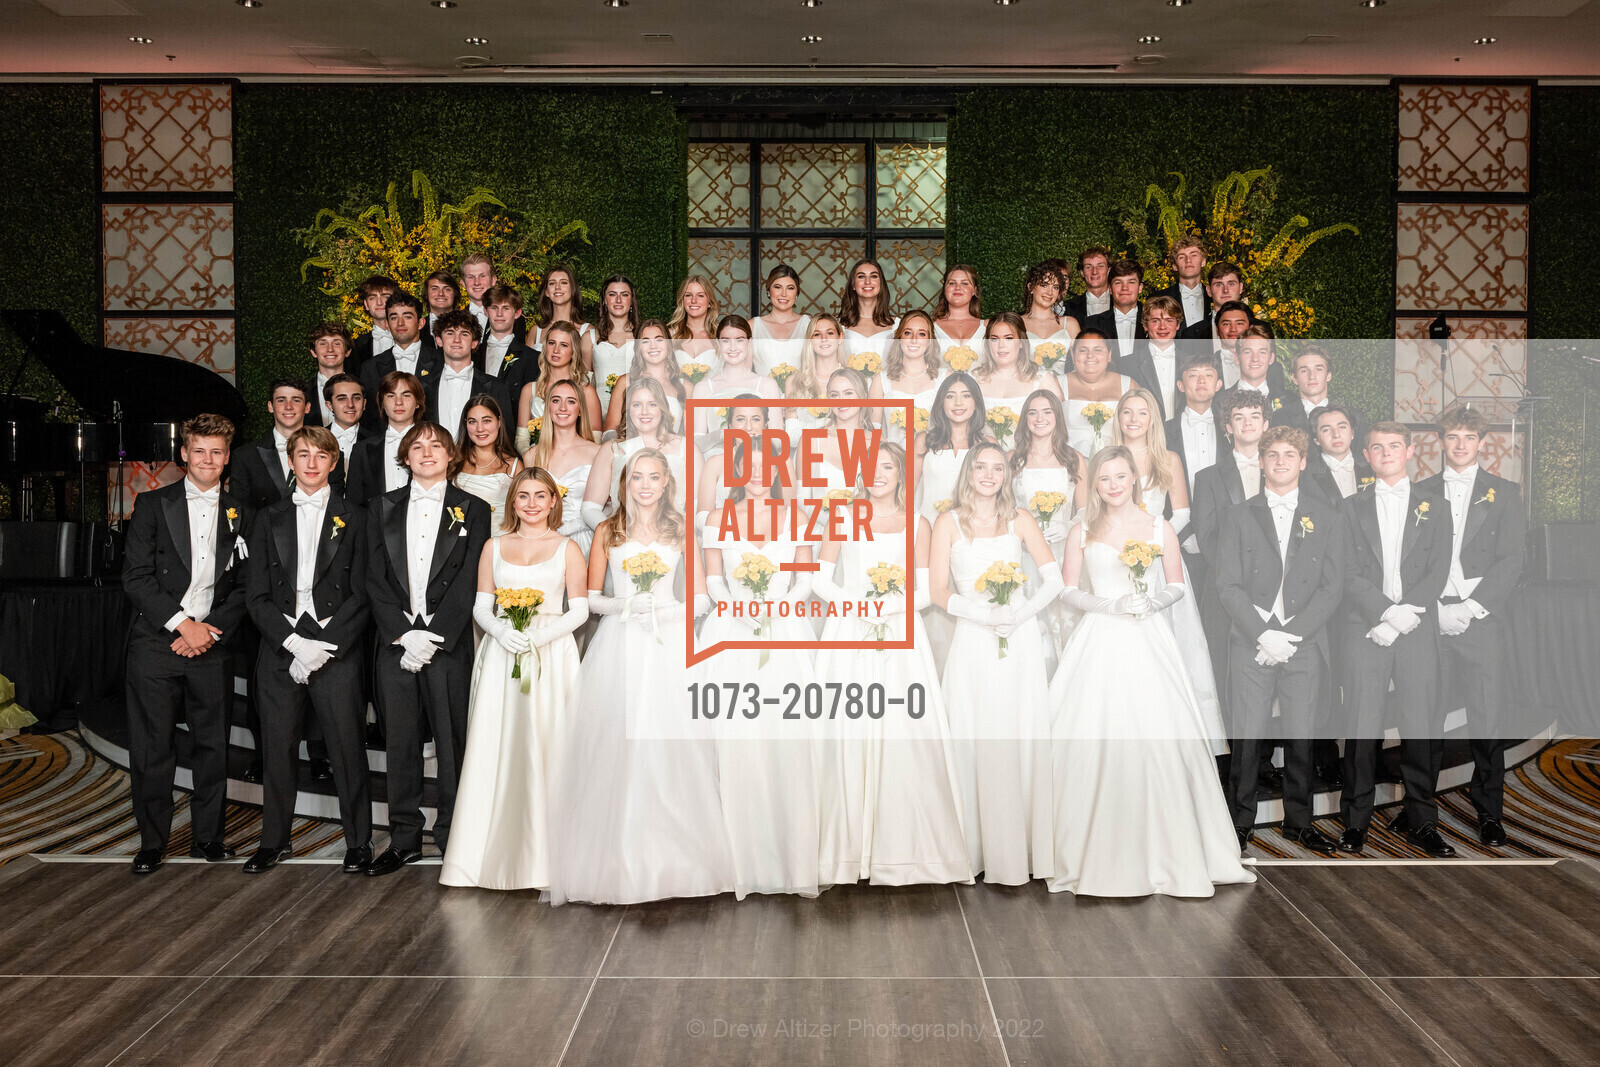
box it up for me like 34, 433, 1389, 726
790, 313, 843, 398
873, 440, 910, 514
536, 320, 593, 394
1083, 445, 1139, 543
1111, 386, 1178, 497
621, 376, 681, 444
667, 275, 721, 340
974, 311, 1042, 384
949, 439, 1017, 538
825, 367, 877, 430
602, 447, 685, 550
884, 309, 943, 383
528, 379, 590, 470
501, 466, 563, 535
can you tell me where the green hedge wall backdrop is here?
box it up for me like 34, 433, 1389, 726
235, 85, 687, 439
1530, 86, 1600, 523
947, 86, 1397, 423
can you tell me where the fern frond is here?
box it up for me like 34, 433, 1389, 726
1281, 222, 1359, 268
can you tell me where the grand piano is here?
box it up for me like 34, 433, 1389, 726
2, 309, 248, 577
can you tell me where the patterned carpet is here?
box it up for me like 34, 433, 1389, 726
6, 730, 1600, 866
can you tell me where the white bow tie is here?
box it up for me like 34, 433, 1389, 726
1327, 453, 1354, 471
185, 483, 219, 503
442, 367, 474, 383
372, 326, 393, 342
1114, 309, 1136, 321
1235, 453, 1257, 468
386, 426, 409, 442
291, 487, 329, 507
1443, 468, 1476, 487
410, 482, 446, 505
1375, 481, 1408, 499
1183, 409, 1211, 427
1266, 491, 1298, 513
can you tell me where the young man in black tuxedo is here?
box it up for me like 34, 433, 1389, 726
305, 323, 354, 429
426, 309, 512, 442
422, 269, 461, 340
1155, 235, 1211, 329
1306, 403, 1373, 506
1060, 246, 1112, 324
364, 422, 490, 875
121, 414, 249, 874
1232, 326, 1292, 415
1168, 352, 1226, 498
1337, 422, 1455, 857
346, 371, 423, 506
476, 283, 538, 401
1272, 346, 1336, 434
1081, 258, 1146, 362
322, 373, 368, 470
1419, 405, 1526, 846
241, 426, 372, 874
348, 274, 399, 380
359, 292, 442, 432
1179, 262, 1247, 341
1215, 425, 1346, 855
1120, 294, 1187, 420
230, 379, 346, 510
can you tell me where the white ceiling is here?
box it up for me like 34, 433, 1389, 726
5, 0, 1600, 80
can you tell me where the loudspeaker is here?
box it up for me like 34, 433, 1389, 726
0, 521, 110, 579
1530, 522, 1600, 583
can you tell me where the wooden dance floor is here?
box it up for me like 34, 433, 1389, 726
4, 854, 1600, 1065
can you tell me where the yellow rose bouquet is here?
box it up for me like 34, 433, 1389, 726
972, 559, 1027, 657
986, 405, 1019, 445
864, 561, 907, 642
680, 362, 711, 384
1117, 539, 1163, 619
824, 487, 856, 510
944, 345, 977, 373
495, 586, 546, 692
887, 407, 930, 434
847, 351, 882, 379
526, 416, 542, 448
622, 548, 671, 641
769, 362, 798, 391
1029, 489, 1069, 526
1080, 401, 1114, 456
731, 551, 779, 664
1033, 341, 1069, 373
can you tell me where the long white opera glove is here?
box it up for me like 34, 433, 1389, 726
780, 571, 813, 607
707, 575, 761, 633
811, 561, 847, 609
588, 589, 627, 616
1061, 585, 1146, 617
1381, 603, 1424, 635
1255, 628, 1301, 665
397, 629, 445, 664
627, 591, 660, 622
993, 570, 1065, 638
1143, 581, 1186, 614
693, 592, 714, 619
1367, 621, 1400, 647
912, 568, 933, 613
513, 425, 532, 455
945, 592, 1008, 628
473, 592, 532, 655
1169, 506, 1191, 539
532, 597, 590, 642
580, 500, 609, 531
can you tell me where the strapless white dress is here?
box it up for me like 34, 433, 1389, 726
454, 462, 519, 537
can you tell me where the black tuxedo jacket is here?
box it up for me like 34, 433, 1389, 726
1165, 406, 1224, 492
365, 484, 489, 654
1081, 308, 1146, 356
303, 364, 355, 429
358, 341, 444, 431
1214, 490, 1346, 655
423, 366, 514, 438
228, 434, 346, 511
1415, 469, 1525, 614
1120, 338, 1210, 421
473, 337, 538, 409
244, 490, 370, 655
1304, 450, 1373, 509
349, 331, 393, 382
1154, 282, 1211, 328
1193, 455, 1256, 569
1060, 291, 1109, 326
121, 480, 249, 641
345, 431, 405, 507
1342, 481, 1454, 629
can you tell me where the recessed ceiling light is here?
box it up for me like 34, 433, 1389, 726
431, 0, 456, 7
1167, 0, 1190, 6
1359, 0, 1385, 7
1138, 34, 1161, 44
1474, 36, 1497, 44
128, 35, 153, 43
236, 0, 264, 7
464, 36, 488, 45
800, 34, 823, 43
995, 0, 1020, 6
604, 0, 629, 7
800, 0, 822, 6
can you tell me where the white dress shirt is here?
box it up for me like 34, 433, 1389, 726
1322, 451, 1357, 499
1083, 289, 1111, 317
290, 485, 330, 624
165, 479, 221, 631
1176, 282, 1206, 326
1374, 478, 1410, 601
331, 422, 360, 466
1218, 349, 1241, 388
390, 341, 423, 376
407, 481, 445, 622
272, 427, 293, 480
1233, 450, 1262, 499
437, 363, 475, 440
1300, 394, 1328, 418
1237, 379, 1270, 397
1148, 342, 1178, 416
1111, 308, 1138, 357
316, 372, 335, 425
1179, 406, 1218, 491
468, 302, 488, 331
384, 424, 413, 493
369, 325, 394, 356
1442, 465, 1485, 603
1261, 488, 1298, 624
484, 333, 514, 377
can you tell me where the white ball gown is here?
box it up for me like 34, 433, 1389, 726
879, 376, 944, 447
842, 321, 899, 362
441, 538, 582, 891
1045, 517, 1254, 897
750, 313, 811, 377
915, 446, 968, 665
1062, 374, 1132, 457
1012, 465, 1080, 664
549, 541, 735, 904
455, 461, 519, 537
939, 524, 1054, 885
592, 337, 634, 415
1140, 484, 1226, 753
978, 387, 1034, 452
551, 462, 595, 559
814, 534, 973, 887
933, 320, 985, 351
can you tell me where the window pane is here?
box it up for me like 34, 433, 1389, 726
758, 237, 868, 317
686, 237, 751, 317
760, 143, 867, 230
875, 142, 946, 228
877, 238, 946, 314
688, 142, 751, 229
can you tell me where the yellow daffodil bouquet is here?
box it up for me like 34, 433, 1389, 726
972, 559, 1027, 657
495, 586, 545, 691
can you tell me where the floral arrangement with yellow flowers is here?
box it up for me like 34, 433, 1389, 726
1029, 490, 1069, 526
986, 405, 1019, 445
972, 559, 1027, 657
769, 363, 798, 391
824, 488, 855, 510
1476, 487, 1496, 505
1033, 341, 1069, 373
495, 586, 546, 690
680, 362, 711, 384
731, 551, 779, 656
864, 561, 907, 642
1413, 500, 1430, 527
622, 549, 670, 592
606, 373, 621, 392
225, 507, 239, 533
934, 499, 952, 513
296, 170, 591, 334
1298, 516, 1314, 538
1117, 539, 1163, 600
330, 514, 347, 539
944, 345, 978, 373
847, 351, 883, 379
526, 416, 542, 447
447, 505, 465, 531
806, 405, 831, 419
887, 407, 930, 433
1081, 402, 1114, 436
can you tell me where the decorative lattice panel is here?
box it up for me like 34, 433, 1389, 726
1393, 319, 1528, 425
759, 237, 867, 313
100, 84, 233, 194
760, 143, 867, 230
1395, 203, 1528, 313
103, 316, 237, 383
875, 142, 946, 228
686, 237, 751, 319
107, 461, 184, 521
1409, 428, 1523, 484
1397, 84, 1530, 194
102, 204, 235, 311
877, 238, 947, 314
687, 142, 751, 229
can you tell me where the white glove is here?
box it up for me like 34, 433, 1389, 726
580, 500, 609, 531
400, 651, 426, 672
289, 658, 312, 685
532, 597, 590, 641
1437, 601, 1472, 636
1108, 593, 1151, 616
1182, 534, 1200, 555
993, 570, 1065, 637
780, 571, 813, 608
912, 567, 932, 613
946, 592, 1008, 628
1382, 604, 1424, 635
627, 591, 658, 622
587, 590, 627, 616
1256, 629, 1302, 665
513, 424, 532, 455
1041, 521, 1067, 545
397, 629, 445, 665
284, 633, 337, 674
473, 592, 532, 655
693, 592, 714, 619
1367, 621, 1400, 647
1143, 582, 1185, 614
1061, 586, 1118, 615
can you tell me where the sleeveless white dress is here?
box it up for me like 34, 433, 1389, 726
551, 463, 595, 559
842, 321, 899, 363
441, 538, 581, 891
454, 459, 520, 537
916, 446, 968, 667
977, 385, 1038, 452
751, 313, 811, 377
605, 437, 688, 518
1012, 465, 1080, 662
880, 376, 944, 447
1062, 374, 1133, 457
549, 541, 736, 904
1045, 517, 1254, 897
592, 337, 634, 415
940, 528, 1054, 885
694, 374, 774, 455
933, 319, 985, 350
815, 532, 972, 886
1139, 484, 1226, 752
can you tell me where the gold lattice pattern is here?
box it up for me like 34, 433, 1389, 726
759, 237, 866, 313
1409, 428, 1523, 484
1393, 318, 1528, 424
876, 238, 947, 314
100, 84, 233, 194
1396, 203, 1527, 312
107, 461, 183, 521
687, 142, 751, 229
875, 143, 947, 228
1397, 84, 1530, 194
103, 316, 237, 383
760, 143, 867, 230
103, 204, 235, 311
687, 237, 751, 317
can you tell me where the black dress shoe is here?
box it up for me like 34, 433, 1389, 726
1256, 768, 1285, 797
1338, 828, 1368, 854
1406, 822, 1457, 858
242, 757, 263, 784
309, 757, 334, 782
188, 841, 237, 862
1236, 827, 1253, 853
365, 722, 385, 749
365, 847, 424, 876
132, 848, 164, 874
243, 847, 292, 873
342, 845, 373, 873
1281, 826, 1339, 855
1478, 818, 1509, 847
1387, 809, 1411, 834
1314, 762, 1344, 788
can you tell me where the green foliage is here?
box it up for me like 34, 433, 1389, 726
235, 85, 686, 438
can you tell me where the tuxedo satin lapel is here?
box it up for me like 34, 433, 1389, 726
314, 497, 345, 584
1401, 489, 1425, 561
259, 443, 286, 492
1284, 502, 1308, 577
1464, 471, 1491, 548
382, 493, 408, 592
271, 503, 298, 581
1250, 495, 1286, 589
1355, 492, 1383, 565
428, 499, 459, 586
162, 490, 191, 571
1225, 461, 1246, 506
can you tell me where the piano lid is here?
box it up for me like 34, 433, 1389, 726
3, 310, 249, 432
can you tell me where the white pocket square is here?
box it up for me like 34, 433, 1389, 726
457, 527, 467, 537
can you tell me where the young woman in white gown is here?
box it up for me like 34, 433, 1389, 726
1111, 387, 1225, 751
805, 367, 877, 492
586, 377, 692, 532
914, 373, 991, 665
522, 380, 603, 560
783, 314, 847, 438
592, 274, 639, 417
442, 468, 590, 891
1046, 446, 1254, 897
973, 313, 1063, 452
516, 322, 603, 450
603, 319, 693, 436
932, 264, 985, 349
1019, 261, 1078, 349
453, 395, 521, 536
750, 264, 811, 377
693, 398, 772, 530
549, 449, 736, 904
838, 258, 899, 361
668, 274, 720, 370
814, 442, 972, 886
1009, 390, 1088, 662
872, 309, 945, 447
930, 441, 1063, 885
1059, 330, 1133, 458
696, 436, 821, 898
530, 265, 596, 374
693, 315, 782, 448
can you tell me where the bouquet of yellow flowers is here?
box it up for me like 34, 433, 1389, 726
1033, 341, 1069, 373
526, 416, 542, 447
824, 488, 856, 510
1117, 539, 1163, 618
986, 405, 1019, 445
972, 559, 1027, 657
847, 351, 882, 378
934, 499, 952, 513
944, 345, 977, 373
605, 373, 621, 392
731, 551, 778, 661
495, 586, 546, 692
1029, 490, 1069, 526
806, 405, 830, 419
769, 362, 798, 391
622, 548, 671, 641
680, 362, 710, 384
887, 407, 930, 433
1080, 401, 1114, 456
864, 561, 906, 642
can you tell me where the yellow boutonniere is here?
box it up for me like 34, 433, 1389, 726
448, 505, 465, 530
420, 369, 430, 377
1298, 516, 1314, 538
1413, 500, 1430, 527
330, 514, 346, 539
1271, 397, 1282, 411
1476, 487, 1496, 505
1359, 476, 1375, 489
225, 506, 239, 532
